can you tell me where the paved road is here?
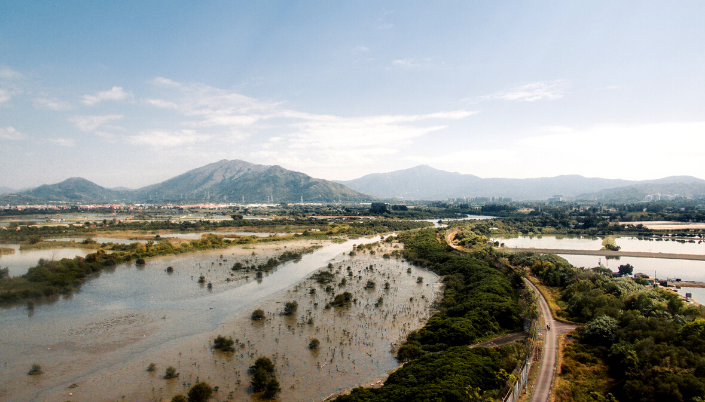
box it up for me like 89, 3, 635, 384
445, 229, 577, 402
525, 279, 576, 402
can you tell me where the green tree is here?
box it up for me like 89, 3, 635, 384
308, 338, 320, 349
171, 395, 187, 402
263, 377, 281, 399
187, 382, 213, 402
618, 264, 634, 277
582, 315, 618, 346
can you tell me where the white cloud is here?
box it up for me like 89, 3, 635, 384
49, 138, 75, 147
145, 98, 178, 109
141, 77, 477, 178
354, 45, 369, 53
33, 97, 72, 110
82, 86, 131, 106
378, 23, 394, 29
129, 129, 210, 147
477, 80, 568, 102
151, 77, 182, 88
69, 115, 123, 132
391, 57, 432, 69
0, 66, 22, 80
0, 126, 26, 140
0, 89, 10, 104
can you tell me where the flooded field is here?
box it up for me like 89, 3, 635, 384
0, 238, 439, 402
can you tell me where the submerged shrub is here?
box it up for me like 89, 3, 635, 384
164, 366, 179, 379
251, 309, 266, 321
213, 335, 235, 352
308, 338, 320, 349
27, 364, 42, 375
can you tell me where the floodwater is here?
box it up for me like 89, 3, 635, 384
0, 244, 92, 277
1, 233, 286, 277
494, 235, 705, 282
0, 238, 439, 402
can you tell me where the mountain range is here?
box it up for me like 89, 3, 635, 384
337, 165, 705, 201
0, 160, 371, 204
2, 161, 704, 204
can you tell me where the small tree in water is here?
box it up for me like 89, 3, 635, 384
213, 335, 235, 352
283, 301, 298, 316
251, 309, 266, 321
308, 338, 320, 349
187, 382, 213, 402
250, 356, 280, 398
164, 366, 179, 379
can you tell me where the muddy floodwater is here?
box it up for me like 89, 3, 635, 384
0, 244, 92, 277
0, 237, 440, 402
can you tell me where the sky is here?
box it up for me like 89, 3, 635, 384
1, 1, 704, 189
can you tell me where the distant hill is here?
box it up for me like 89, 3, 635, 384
576, 180, 705, 202
135, 159, 371, 203
0, 186, 14, 195
6, 177, 131, 203
0, 160, 372, 204
338, 165, 704, 201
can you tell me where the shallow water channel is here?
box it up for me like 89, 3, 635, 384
0, 237, 439, 402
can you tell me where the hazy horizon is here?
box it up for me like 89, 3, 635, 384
2, 2, 704, 188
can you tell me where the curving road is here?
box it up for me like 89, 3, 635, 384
525, 279, 576, 402
445, 229, 576, 402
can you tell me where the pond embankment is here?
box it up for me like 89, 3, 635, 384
501, 247, 705, 261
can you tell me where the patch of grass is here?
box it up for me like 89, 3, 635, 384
527, 275, 577, 324
19, 241, 102, 250
553, 335, 617, 402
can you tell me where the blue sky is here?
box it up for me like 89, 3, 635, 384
1, 1, 704, 189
